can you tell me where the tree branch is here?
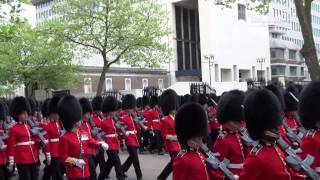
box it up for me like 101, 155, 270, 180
63, 34, 103, 53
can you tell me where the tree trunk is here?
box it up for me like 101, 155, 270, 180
294, 0, 320, 80
96, 53, 109, 96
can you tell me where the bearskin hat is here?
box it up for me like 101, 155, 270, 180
58, 95, 82, 131
79, 97, 93, 114
295, 84, 304, 95
136, 97, 143, 108
299, 81, 320, 130
284, 85, 299, 112
10, 96, 31, 121
41, 98, 50, 118
183, 94, 191, 103
142, 96, 150, 108
102, 96, 117, 113
122, 94, 136, 110
160, 89, 178, 116
216, 90, 245, 124
150, 95, 158, 108
265, 84, 286, 111
189, 94, 199, 103
175, 103, 208, 147
91, 96, 103, 111
198, 94, 208, 106
207, 93, 217, 107
0, 101, 7, 121
27, 98, 36, 116
47, 96, 61, 115
244, 89, 282, 140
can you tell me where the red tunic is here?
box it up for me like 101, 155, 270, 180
212, 131, 245, 176
43, 121, 61, 157
80, 121, 96, 155
144, 108, 161, 131
160, 116, 180, 152
173, 150, 209, 180
7, 123, 40, 164
239, 144, 305, 180
121, 114, 139, 148
0, 129, 7, 165
91, 113, 102, 128
300, 130, 320, 174
59, 130, 100, 179
100, 117, 120, 151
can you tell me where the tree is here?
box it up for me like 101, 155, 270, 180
51, 0, 171, 96
215, 0, 320, 80
0, 22, 79, 98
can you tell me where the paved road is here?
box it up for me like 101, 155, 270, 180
12, 152, 172, 180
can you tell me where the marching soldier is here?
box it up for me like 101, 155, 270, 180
0, 101, 9, 180
283, 85, 300, 129
173, 103, 210, 180
120, 94, 143, 180
79, 97, 99, 180
7, 97, 47, 180
58, 95, 108, 180
140, 96, 150, 153
240, 89, 304, 179
157, 89, 181, 180
42, 96, 64, 180
299, 81, 320, 174
212, 90, 246, 177
98, 96, 125, 180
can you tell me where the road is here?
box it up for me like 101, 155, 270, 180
12, 152, 172, 180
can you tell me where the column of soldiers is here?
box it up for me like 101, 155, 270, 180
1, 81, 320, 180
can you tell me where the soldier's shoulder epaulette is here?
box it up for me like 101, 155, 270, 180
306, 129, 316, 138
217, 131, 227, 139
177, 149, 188, 158
250, 144, 263, 156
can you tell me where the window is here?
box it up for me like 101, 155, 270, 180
158, 79, 164, 89
289, 50, 296, 60
238, 4, 246, 21
271, 66, 286, 75
270, 48, 285, 59
142, 79, 148, 89
84, 77, 92, 94
301, 67, 305, 76
290, 66, 297, 76
125, 78, 131, 91
105, 78, 112, 90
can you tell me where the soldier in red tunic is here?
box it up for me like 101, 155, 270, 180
58, 95, 108, 180
240, 89, 304, 180
7, 97, 45, 180
212, 90, 246, 177
79, 97, 99, 180
42, 96, 64, 180
173, 103, 210, 180
98, 96, 125, 180
120, 94, 143, 180
299, 82, 320, 175
0, 101, 9, 180
91, 96, 105, 173
157, 89, 181, 180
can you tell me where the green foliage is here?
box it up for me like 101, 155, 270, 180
51, 0, 172, 68
0, 22, 80, 96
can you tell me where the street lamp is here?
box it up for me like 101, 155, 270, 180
256, 57, 266, 84
204, 54, 215, 86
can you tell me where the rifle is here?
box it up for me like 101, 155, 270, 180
282, 120, 301, 145
276, 137, 320, 180
239, 127, 259, 147
200, 144, 237, 180
88, 116, 105, 141
131, 113, 147, 130
111, 113, 127, 139
27, 119, 47, 146
288, 92, 307, 141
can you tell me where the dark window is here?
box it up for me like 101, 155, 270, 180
238, 4, 246, 21
289, 50, 296, 60
177, 41, 183, 70
270, 48, 285, 59
175, 6, 182, 39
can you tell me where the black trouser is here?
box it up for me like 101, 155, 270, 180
122, 147, 142, 179
157, 152, 178, 180
150, 131, 163, 152
42, 157, 64, 180
0, 165, 10, 180
98, 150, 125, 180
17, 163, 39, 180
142, 131, 152, 150
210, 129, 220, 145
88, 155, 97, 180
94, 148, 105, 173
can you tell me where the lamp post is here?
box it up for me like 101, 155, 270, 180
205, 54, 215, 86
256, 57, 266, 84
